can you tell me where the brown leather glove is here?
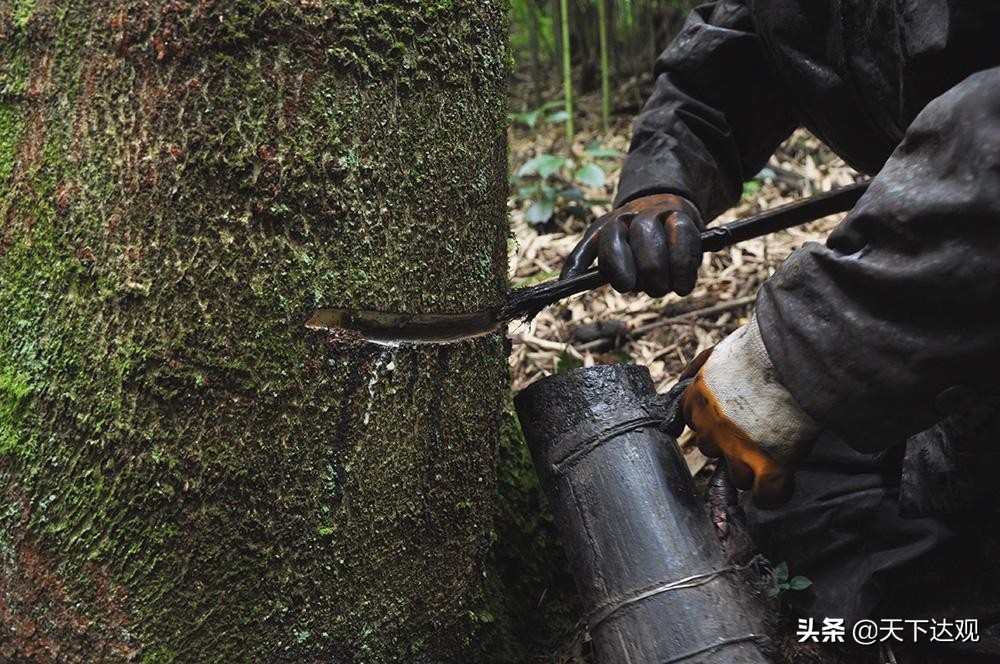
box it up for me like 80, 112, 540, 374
681, 316, 820, 509
561, 194, 703, 297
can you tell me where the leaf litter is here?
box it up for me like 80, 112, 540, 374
507, 111, 863, 495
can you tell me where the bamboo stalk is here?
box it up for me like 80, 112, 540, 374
598, 0, 611, 131
559, 0, 574, 146
527, 0, 543, 106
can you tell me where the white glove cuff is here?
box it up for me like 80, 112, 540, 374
701, 315, 819, 462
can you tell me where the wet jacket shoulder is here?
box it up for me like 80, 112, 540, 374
757, 65, 1000, 451
618, 0, 1000, 450
614, 0, 798, 219
751, 0, 1000, 173
750, 1, 1000, 450
618, 0, 1000, 219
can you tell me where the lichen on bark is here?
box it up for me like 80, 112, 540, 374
0, 1, 510, 661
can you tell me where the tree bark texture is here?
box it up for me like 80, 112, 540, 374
0, 1, 509, 661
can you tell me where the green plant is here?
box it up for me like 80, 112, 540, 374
559, 0, 574, 145
512, 141, 624, 225
464, 609, 496, 624
554, 348, 583, 374
741, 179, 762, 200
597, 0, 611, 131
742, 167, 776, 200
509, 0, 555, 65
766, 561, 812, 599
556, 347, 632, 374
509, 99, 569, 131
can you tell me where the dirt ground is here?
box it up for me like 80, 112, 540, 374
502, 86, 946, 662
500, 54, 1000, 661
504, 77, 1000, 663
507, 85, 862, 482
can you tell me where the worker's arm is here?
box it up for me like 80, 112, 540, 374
685, 68, 1000, 506
615, 0, 797, 218
756, 66, 1000, 453
563, 0, 798, 295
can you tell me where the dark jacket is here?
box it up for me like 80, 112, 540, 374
618, 0, 1000, 462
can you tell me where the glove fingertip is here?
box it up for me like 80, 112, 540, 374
559, 262, 580, 280
752, 471, 795, 510
679, 347, 714, 380
673, 280, 696, 297
696, 437, 723, 459
608, 272, 636, 293
667, 214, 702, 295
561, 234, 600, 280
598, 221, 637, 292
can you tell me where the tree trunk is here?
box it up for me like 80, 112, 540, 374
0, 2, 509, 662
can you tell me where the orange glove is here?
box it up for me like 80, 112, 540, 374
681, 316, 820, 508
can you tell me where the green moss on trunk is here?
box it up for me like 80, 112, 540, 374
477, 405, 581, 663
0, 1, 509, 661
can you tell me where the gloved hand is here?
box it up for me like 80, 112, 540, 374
560, 194, 703, 297
681, 315, 820, 508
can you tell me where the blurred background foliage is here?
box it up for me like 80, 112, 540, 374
494, 5, 865, 662
509, 0, 699, 118
506, 0, 699, 226
481, 4, 702, 662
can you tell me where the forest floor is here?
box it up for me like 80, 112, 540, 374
506, 83, 863, 485
495, 58, 932, 659
499, 82, 900, 663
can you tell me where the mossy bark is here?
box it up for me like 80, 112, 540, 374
0, 1, 509, 661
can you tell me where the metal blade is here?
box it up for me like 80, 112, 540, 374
305, 307, 503, 345
308, 182, 870, 344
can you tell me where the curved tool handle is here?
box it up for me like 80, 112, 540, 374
503, 181, 869, 320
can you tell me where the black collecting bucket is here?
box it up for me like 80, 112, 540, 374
515, 364, 771, 663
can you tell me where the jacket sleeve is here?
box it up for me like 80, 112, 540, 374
614, 0, 798, 220
756, 67, 1000, 452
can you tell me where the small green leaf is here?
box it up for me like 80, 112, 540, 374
521, 110, 542, 129
541, 99, 566, 111
575, 163, 606, 188
519, 154, 568, 179
517, 154, 569, 179
509, 110, 542, 129
546, 110, 569, 124
555, 348, 584, 373
788, 576, 813, 591
516, 157, 542, 177
774, 561, 789, 583
525, 198, 555, 225
540, 156, 569, 178
766, 585, 781, 599
585, 147, 625, 159
465, 609, 496, 624
612, 350, 634, 364
742, 179, 762, 200
560, 187, 584, 201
